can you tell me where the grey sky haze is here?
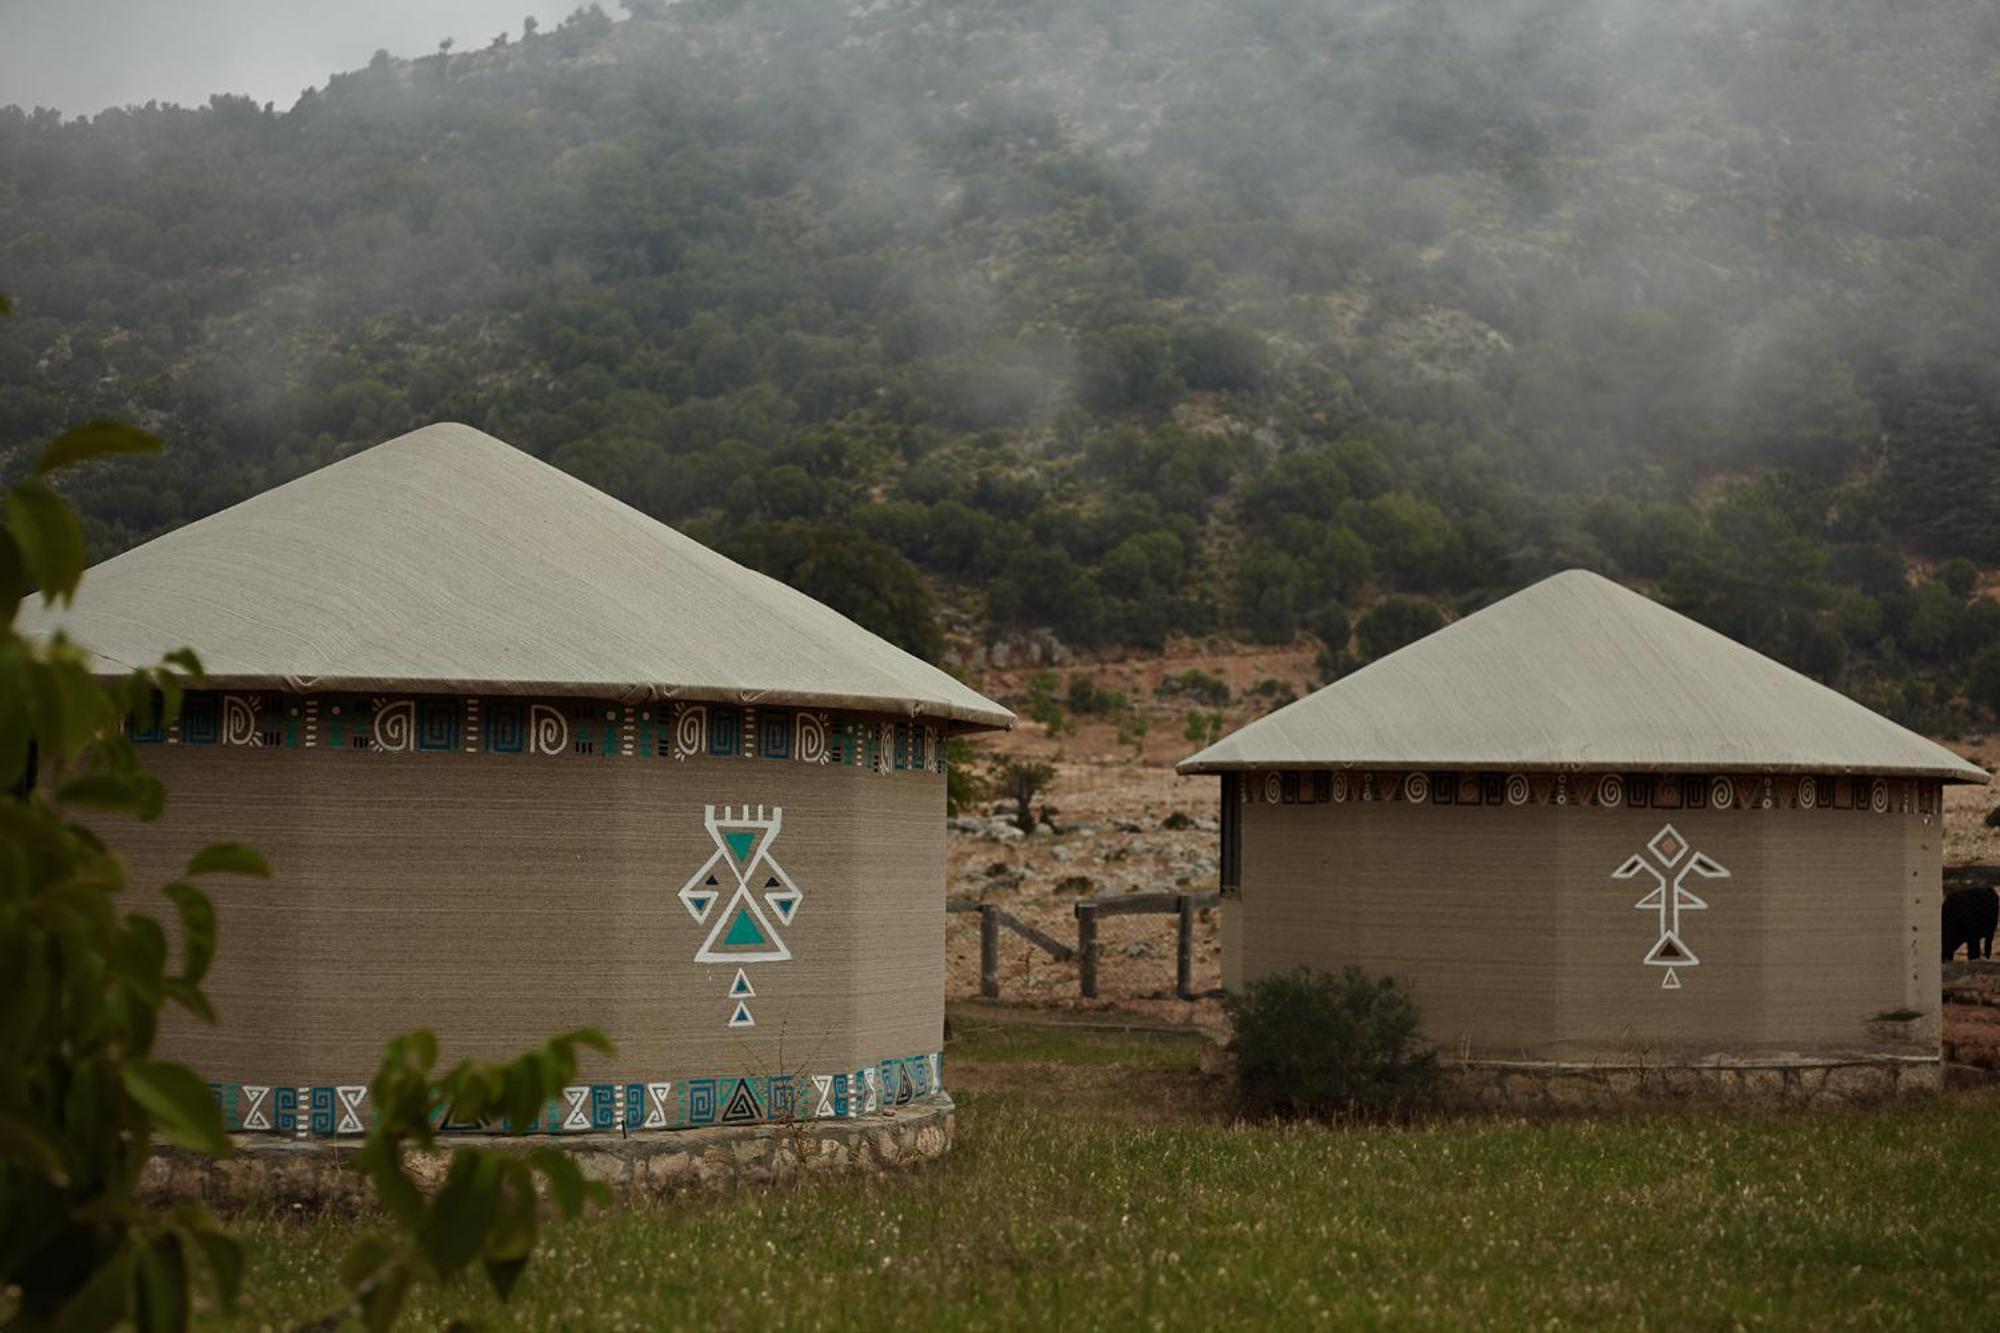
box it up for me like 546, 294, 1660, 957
0, 0, 574, 115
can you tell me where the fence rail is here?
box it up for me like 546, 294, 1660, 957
947, 891, 1222, 1001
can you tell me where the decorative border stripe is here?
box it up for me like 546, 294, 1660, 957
206, 1051, 943, 1138
132, 692, 949, 776
1247, 769, 1936, 817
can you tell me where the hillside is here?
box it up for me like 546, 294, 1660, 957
5, 0, 2000, 730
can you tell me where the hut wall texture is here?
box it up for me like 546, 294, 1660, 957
1236, 792, 1941, 1060
111, 745, 944, 1107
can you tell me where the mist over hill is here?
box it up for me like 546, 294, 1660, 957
4, 0, 2000, 726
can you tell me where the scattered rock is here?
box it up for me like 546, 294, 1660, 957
1122, 941, 1157, 959
1055, 875, 1094, 895
1112, 818, 1145, 833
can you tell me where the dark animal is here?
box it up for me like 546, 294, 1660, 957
1942, 886, 1998, 962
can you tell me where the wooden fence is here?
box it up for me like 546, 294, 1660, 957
948, 891, 1223, 1002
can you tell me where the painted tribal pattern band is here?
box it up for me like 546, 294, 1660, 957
209, 1052, 944, 1138
130, 691, 949, 776
1246, 769, 1943, 817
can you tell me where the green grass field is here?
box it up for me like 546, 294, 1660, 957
216, 1027, 2000, 1330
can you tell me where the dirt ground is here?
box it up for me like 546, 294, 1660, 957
950, 646, 2000, 1049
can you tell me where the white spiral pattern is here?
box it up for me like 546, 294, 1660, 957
530, 703, 569, 756
795, 711, 830, 764
1796, 777, 1817, 810
1708, 776, 1734, 810
1505, 774, 1530, 806
222, 695, 261, 746
1403, 772, 1430, 804
1263, 772, 1282, 804
1870, 779, 1890, 814
1597, 774, 1624, 808
671, 704, 705, 760
372, 699, 414, 752
1332, 772, 1348, 802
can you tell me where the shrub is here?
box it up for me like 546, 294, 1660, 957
1224, 966, 1439, 1121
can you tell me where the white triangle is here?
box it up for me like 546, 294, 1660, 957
1661, 968, 1682, 990
729, 1000, 755, 1028
729, 968, 755, 998
695, 884, 791, 964
766, 890, 801, 925
677, 847, 728, 923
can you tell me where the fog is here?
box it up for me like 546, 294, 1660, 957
0, 0, 570, 114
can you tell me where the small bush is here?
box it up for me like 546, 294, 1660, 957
1224, 966, 1439, 1121
1985, 805, 2000, 829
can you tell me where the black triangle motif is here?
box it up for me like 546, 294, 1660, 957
720, 1079, 762, 1124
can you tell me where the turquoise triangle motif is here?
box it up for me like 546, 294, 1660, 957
724, 831, 756, 863
723, 906, 768, 948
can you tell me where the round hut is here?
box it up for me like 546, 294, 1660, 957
26, 423, 1012, 1137
1179, 570, 1987, 1098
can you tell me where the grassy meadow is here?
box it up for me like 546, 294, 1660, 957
216, 1022, 2000, 1330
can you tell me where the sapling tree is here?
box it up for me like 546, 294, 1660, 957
0, 297, 612, 1328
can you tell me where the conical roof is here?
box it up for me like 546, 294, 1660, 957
21, 423, 1013, 730
1180, 569, 1986, 781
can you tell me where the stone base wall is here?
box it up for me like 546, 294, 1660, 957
1445, 1057, 1941, 1112
139, 1092, 954, 1213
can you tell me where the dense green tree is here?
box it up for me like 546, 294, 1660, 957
1355, 596, 1446, 662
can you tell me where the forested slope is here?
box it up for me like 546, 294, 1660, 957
4, 0, 2000, 724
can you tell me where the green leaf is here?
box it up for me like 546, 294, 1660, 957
0, 531, 23, 630
36, 420, 163, 477
162, 881, 217, 984
56, 772, 167, 820
526, 1147, 588, 1216
483, 1255, 529, 1302
7, 480, 88, 604
424, 1149, 503, 1277
122, 1061, 230, 1157
0, 1113, 69, 1184
184, 842, 270, 878
134, 1232, 191, 1333
52, 1243, 135, 1333
161, 978, 217, 1026
175, 1206, 243, 1311
158, 647, 203, 679
359, 1260, 412, 1333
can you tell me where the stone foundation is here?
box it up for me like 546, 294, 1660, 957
1445, 1056, 1941, 1112
140, 1092, 955, 1213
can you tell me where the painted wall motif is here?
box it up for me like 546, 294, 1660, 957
130, 690, 947, 777
1228, 769, 1942, 1061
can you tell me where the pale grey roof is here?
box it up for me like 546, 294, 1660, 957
1181, 569, 1986, 782
22, 423, 1013, 730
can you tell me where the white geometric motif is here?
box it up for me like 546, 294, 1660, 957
335, 1085, 368, 1135
1611, 823, 1729, 990
240, 1084, 271, 1131
674, 805, 804, 1026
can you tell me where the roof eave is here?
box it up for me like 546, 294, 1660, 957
1175, 756, 1990, 783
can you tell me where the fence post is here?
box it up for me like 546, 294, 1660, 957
1176, 894, 1196, 1001
1077, 903, 1099, 998
979, 904, 1000, 999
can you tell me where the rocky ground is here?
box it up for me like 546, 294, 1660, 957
948, 645, 2000, 1054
